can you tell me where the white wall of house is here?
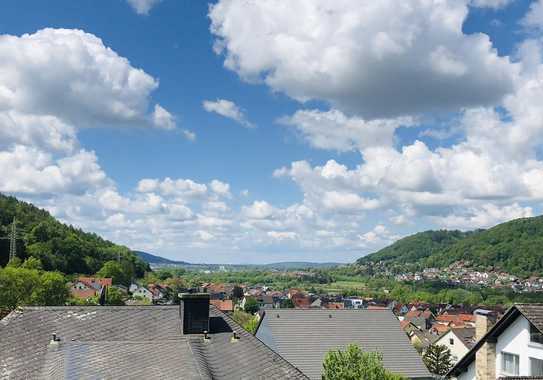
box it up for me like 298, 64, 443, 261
133, 287, 153, 301
435, 330, 470, 363
496, 314, 543, 377
457, 361, 475, 380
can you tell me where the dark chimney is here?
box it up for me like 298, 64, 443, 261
179, 293, 210, 334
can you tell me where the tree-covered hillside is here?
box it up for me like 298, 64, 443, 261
0, 194, 148, 276
358, 216, 543, 277
357, 230, 473, 265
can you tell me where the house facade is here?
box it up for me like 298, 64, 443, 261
448, 304, 543, 379
433, 328, 475, 363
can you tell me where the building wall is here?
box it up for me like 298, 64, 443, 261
457, 361, 475, 380
435, 330, 470, 363
495, 314, 543, 377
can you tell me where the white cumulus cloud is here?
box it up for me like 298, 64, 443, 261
203, 98, 254, 128
209, 0, 517, 118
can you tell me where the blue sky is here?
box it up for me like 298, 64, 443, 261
1, 0, 543, 263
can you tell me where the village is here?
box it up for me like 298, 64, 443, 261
393, 261, 543, 293
69, 274, 507, 366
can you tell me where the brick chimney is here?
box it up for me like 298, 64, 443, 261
179, 293, 210, 334
475, 311, 496, 380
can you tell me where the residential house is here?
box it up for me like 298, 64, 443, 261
433, 327, 475, 363
256, 309, 432, 379
310, 298, 322, 309
409, 328, 438, 352
404, 309, 435, 330
257, 295, 276, 309
448, 304, 543, 379
148, 284, 167, 301
201, 283, 233, 300
131, 286, 153, 302
291, 293, 311, 309
436, 312, 476, 327
0, 294, 307, 379
70, 277, 112, 299
325, 302, 344, 310
344, 298, 365, 309
78, 277, 112, 289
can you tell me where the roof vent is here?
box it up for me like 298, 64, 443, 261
231, 331, 240, 342
179, 293, 210, 335
50, 333, 61, 345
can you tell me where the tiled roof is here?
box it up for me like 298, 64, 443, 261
516, 304, 543, 332
451, 327, 476, 349
255, 309, 432, 380
210, 299, 234, 312
0, 306, 307, 379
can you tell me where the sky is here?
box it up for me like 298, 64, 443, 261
1, 0, 543, 264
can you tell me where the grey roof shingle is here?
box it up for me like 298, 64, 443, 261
515, 303, 543, 332
0, 306, 307, 380
451, 327, 476, 349
255, 309, 432, 380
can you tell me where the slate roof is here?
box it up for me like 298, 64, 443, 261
0, 306, 307, 380
255, 309, 432, 380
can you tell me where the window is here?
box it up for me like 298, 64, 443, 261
531, 323, 543, 344
531, 358, 543, 376
449, 338, 454, 345
502, 352, 519, 376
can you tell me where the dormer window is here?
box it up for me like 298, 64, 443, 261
530, 323, 543, 345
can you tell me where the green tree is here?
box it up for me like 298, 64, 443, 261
232, 285, 244, 300
322, 344, 406, 380
31, 271, 68, 305
0, 266, 68, 311
105, 287, 125, 306
22, 257, 43, 270
423, 344, 453, 376
0, 266, 39, 310
97, 261, 130, 286
243, 297, 260, 314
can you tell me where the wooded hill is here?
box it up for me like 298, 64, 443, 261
0, 194, 148, 276
357, 216, 543, 277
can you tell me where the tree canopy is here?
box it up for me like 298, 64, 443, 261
358, 215, 543, 277
423, 344, 453, 376
0, 258, 69, 312
322, 344, 406, 380
0, 194, 149, 276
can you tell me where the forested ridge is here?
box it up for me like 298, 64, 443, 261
0, 193, 148, 276
358, 216, 543, 277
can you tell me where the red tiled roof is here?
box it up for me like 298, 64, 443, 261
210, 299, 234, 312
78, 276, 112, 288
